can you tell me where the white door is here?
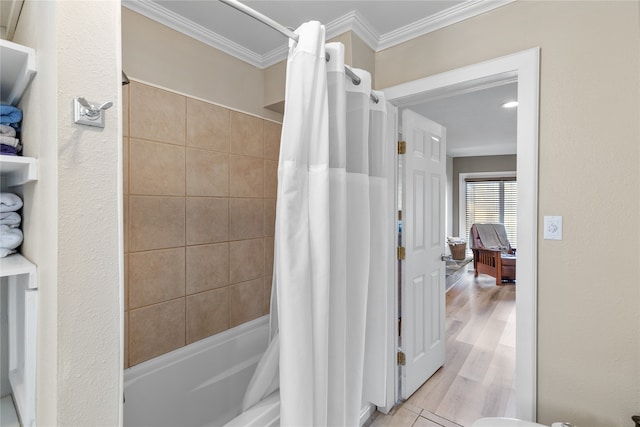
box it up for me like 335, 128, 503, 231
400, 109, 446, 399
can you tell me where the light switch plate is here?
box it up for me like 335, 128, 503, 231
544, 216, 563, 240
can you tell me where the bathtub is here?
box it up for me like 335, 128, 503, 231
124, 316, 279, 427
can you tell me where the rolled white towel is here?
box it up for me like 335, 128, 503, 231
0, 224, 23, 250
0, 124, 16, 137
0, 247, 15, 258
0, 135, 20, 148
0, 212, 20, 228
0, 193, 23, 212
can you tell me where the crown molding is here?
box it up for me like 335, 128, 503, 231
261, 44, 290, 68
260, 10, 380, 68
377, 0, 516, 51
325, 10, 379, 52
122, 0, 264, 67
124, 0, 515, 69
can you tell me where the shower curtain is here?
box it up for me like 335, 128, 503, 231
242, 21, 390, 427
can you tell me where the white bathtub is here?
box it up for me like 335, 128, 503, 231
124, 316, 279, 427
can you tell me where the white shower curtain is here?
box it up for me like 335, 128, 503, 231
363, 90, 391, 407
325, 42, 372, 427
241, 20, 390, 427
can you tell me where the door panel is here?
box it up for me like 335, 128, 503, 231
401, 109, 446, 399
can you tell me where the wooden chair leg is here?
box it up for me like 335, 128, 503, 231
472, 250, 479, 277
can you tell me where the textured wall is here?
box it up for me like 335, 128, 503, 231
14, 0, 123, 425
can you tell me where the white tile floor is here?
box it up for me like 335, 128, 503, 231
367, 405, 463, 427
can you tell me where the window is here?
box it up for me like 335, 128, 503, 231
465, 177, 517, 247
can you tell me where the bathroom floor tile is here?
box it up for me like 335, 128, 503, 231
370, 407, 418, 427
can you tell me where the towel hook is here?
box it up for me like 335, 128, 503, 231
73, 96, 113, 128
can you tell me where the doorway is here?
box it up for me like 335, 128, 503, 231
382, 48, 539, 422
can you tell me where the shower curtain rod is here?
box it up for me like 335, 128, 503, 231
218, 0, 379, 103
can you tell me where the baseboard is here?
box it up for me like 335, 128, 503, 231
360, 403, 377, 426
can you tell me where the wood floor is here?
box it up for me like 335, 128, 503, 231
370, 272, 516, 427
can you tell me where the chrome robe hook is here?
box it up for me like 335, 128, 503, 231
73, 96, 113, 128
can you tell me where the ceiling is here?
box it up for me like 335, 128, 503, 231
123, 0, 517, 157
150, 1, 464, 57
410, 82, 517, 157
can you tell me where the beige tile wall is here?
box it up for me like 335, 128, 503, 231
123, 81, 281, 367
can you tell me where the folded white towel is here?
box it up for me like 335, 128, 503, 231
0, 135, 20, 148
0, 124, 16, 137
0, 193, 23, 212
0, 225, 23, 250
0, 247, 15, 258
0, 212, 20, 228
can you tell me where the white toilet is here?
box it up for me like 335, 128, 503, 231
472, 417, 548, 427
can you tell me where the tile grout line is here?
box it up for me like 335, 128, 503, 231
227, 108, 231, 330
183, 94, 188, 348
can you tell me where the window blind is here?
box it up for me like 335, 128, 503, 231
465, 177, 517, 247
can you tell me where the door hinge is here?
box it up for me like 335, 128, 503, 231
397, 351, 406, 366
398, 210, 403, 221
397, 246, 406, 260
398, 140, 406, 155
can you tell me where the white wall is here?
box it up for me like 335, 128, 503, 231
13, 0, 123, 425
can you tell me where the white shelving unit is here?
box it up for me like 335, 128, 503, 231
0, 39, 36, 106
0, 156, 37, 186
1, 38, 38, 427
3, 265, 37, 427
1, 254, 37, 289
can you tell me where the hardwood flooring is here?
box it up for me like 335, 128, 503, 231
370, 272, 516, 427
